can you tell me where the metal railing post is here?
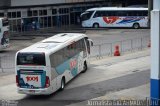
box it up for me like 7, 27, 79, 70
141, 37, 143, 50
99, 45, 101, 59
111, 43, 113, 56
131, 39, 133, 52
120, 41, 123, 53
0, 57, 4, 73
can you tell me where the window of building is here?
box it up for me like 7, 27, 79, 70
39, 10, 47, 16
12, 12, 17, 18
27, 10, 32, 17
17, 12, 21, 18
33, 10, 38, 16
0, 13, 4, 17
52, 9, 57, 15
8, 11, 21, 18
59, 8, 69, 14
7, 12, 12, 18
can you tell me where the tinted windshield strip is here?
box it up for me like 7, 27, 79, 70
17, 53, 46, 66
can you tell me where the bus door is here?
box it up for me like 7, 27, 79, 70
85, 37, 93, 56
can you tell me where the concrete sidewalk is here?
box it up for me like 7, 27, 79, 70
67, 49, 150, 106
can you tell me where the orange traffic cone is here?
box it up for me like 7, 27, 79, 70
114, 45, 120, 56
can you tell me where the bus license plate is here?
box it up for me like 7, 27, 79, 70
29, 90, 35, 93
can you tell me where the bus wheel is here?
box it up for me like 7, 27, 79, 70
93, 23, 99, 28
133, 23, 140, 29
82, 62, 88, 73
60, 77, 65, 90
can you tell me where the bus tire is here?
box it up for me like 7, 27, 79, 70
93, 23, 99, 28
81, 61, 88, 73
60, 77, 65, 90
133, 23, 140, 29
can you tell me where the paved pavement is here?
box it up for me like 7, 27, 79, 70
66, 49, 150, 106
0, 49, 150, 106
67, 84, 150, 106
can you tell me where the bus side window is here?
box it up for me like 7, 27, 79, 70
50, 49, 65, 67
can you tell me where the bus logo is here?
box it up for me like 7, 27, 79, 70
103, 16, 119, 24
70, 59, 77, 70
26, 76, 39, 82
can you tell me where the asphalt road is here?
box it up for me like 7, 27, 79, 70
0, 69, 149, 106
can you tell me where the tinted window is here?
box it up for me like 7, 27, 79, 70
127, 11, 148, 16
93, 11, 106, 18
92, 10, 148, 17
50, 38, 87, 67
143, 11, 148, 16
117, 11, 127, 16
94, 11, 117, 17
17, 53, 46, 66
81, 11, 94, 21
50, 49, 64, 67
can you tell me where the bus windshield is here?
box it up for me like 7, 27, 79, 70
17, 53, 46, 66
81, 11, 94, 21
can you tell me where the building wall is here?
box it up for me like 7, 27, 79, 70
0, 0, 11, 7
11, 0, 101, 6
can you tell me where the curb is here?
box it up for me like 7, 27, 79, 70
10, 36, 35, 40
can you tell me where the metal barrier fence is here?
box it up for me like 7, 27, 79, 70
90, 37, 150, 58
0, 36, 150, 72
0, 56, 15, 73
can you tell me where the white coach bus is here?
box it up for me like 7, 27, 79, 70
0, 17, 9, 50
15, 33, 93, 95
81, 7, 148, 29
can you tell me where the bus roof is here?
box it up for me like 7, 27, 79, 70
18, 33, 87, 54
86, 7, 148, 11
